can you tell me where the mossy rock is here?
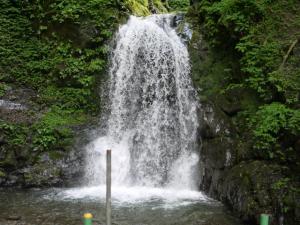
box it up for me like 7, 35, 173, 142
199, 101, 237, 139
0, 150, 17, 168
23, 163, 62, 187
48, 151, 65, 161
0, 170, 6, 178
201, 137, 236, 169
124, 0, 167, 16
220, 161, 296, 223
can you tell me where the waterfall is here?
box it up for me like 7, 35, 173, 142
62, 14, 203, 202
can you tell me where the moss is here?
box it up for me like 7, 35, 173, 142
23, 163, 62, 187
49, 151, 64, 160
0, 83, 9, 97
188, 1, 300, 222
220, 160, 299, 222
124, 0, 167, 16
29, 107, 87, 151
0, 0, 126, 181
168, 0, 190, 12
153, 0, 168, 13
189, 28, 240, 103
124, 0, 151, 16
189, 0, 300, 162
1, 150, 17, 168
0, 170, 6, 178
40, 106, 87, 128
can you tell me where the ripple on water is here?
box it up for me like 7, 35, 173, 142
0, 189, 242, 225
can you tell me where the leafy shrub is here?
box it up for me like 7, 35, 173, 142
198, 0, 266, 47
193, 0, 300, 164
249, 103, 300, 157
32, 106, 87, 151
0, 120, 28, 147
168, 0, 189, 11
236, 39, 281, 100
0, 0, 126, 156
0, 83, 9, 97
1, 0, 122, 103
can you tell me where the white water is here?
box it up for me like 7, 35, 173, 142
0, 99, 26, 110
60, 14, 203, 203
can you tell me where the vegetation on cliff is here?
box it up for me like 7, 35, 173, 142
190, 0, 300, 175
0, 0, 299, 223
188, 0, 299, 223
124, 0, 168, 15
0, 0, 165, 186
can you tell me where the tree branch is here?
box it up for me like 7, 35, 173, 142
279, 39, 298, 70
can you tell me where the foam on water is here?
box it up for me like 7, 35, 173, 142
58, 186, 207, 204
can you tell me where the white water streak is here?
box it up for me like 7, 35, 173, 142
73, 15, 200, 202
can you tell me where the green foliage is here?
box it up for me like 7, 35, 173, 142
40, 86, 92, 110
0, 0, 128, 164
32, 106, 87, 151
272, 178, 291, 192
197, 0, 266, 47
39, 106, 87, 127
0, 170, 6, 178
193, 0, 300, 162
0, 106, 87, 153
271, 177, 300, 213
123, 0, 167, 16
236, 39, 282, 100
249, 103, 300, 151
153, 0, 168, 12
0, 83, 9, 97
26, 0, 122, 23
268, 69, 300, 104
0, 0, 122, 104
168, 0, 190, 11
124, 0, 151, 16
0, 120, 28, 148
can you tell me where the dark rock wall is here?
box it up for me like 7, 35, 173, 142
187, 17, 300, 225
0, 86, 95, 187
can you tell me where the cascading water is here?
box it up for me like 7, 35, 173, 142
62, 14, 204, 203
0, 13, 246, 225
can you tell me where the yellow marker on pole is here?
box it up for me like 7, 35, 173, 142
83, 213, 93, 225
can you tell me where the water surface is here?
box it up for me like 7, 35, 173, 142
0, 188, 243, 225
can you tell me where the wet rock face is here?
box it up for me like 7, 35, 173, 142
219, 161, 300, 225
0, 85, 92, 187
0, 85, 35, 108
0, 85, 39, 124
0, 127, 89, 188
0, 119, 95, 187
197, 102, 237, 197
199, 103, 235, 139
173, 14, 193, 44
188, 18, 300, 225
195, 92, 299, 225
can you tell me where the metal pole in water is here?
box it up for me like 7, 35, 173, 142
83, 213, 93, 225
106, 149, 112, 225
260, 214, 270, 225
